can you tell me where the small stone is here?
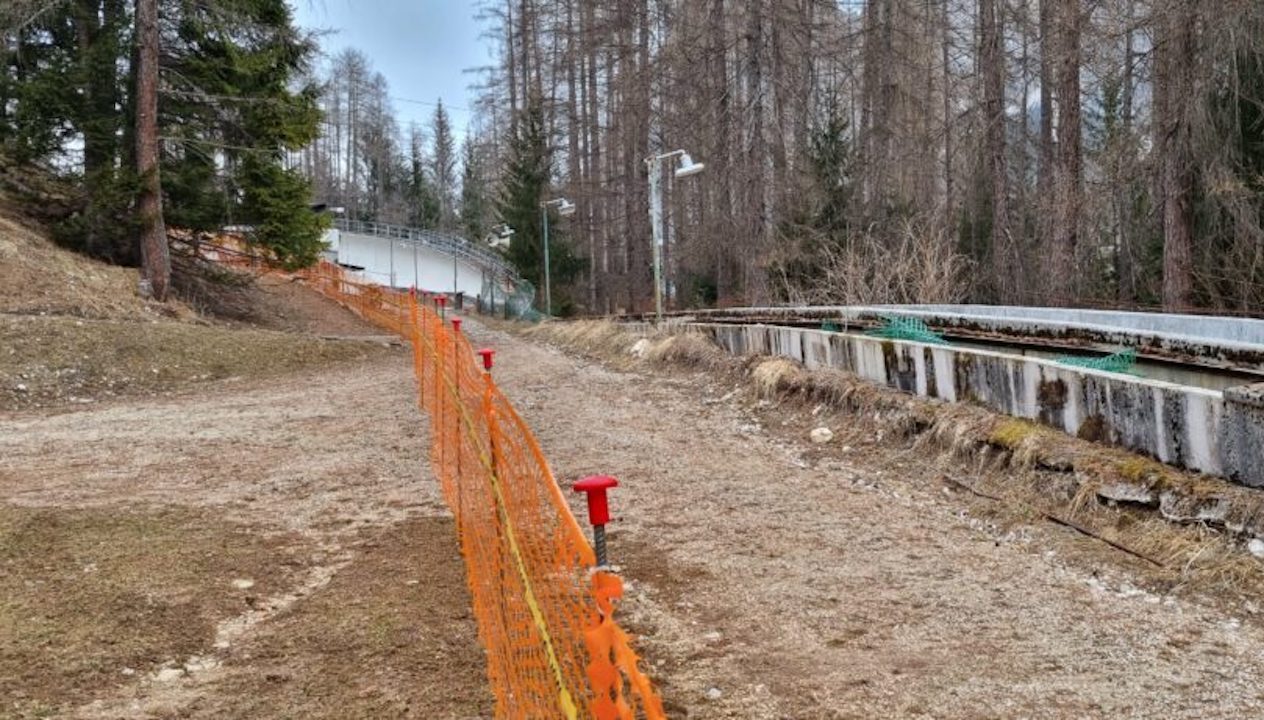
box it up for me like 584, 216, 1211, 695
702, 631, 723, 644
1248, 539, 1264, 559
810, 427, 834, 444
154, 666, 184, 683
232, 578, 255, 590
121, 667, 136, 676
405, 580, 420, 586
15, 383, 27, 392
629, 338, 652, 359
705, 687, 723, 701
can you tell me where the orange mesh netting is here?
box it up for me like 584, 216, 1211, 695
291, 260, 667, 719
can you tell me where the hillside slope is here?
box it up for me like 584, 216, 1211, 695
0, 209, 156, 319
0, 201, 395, 412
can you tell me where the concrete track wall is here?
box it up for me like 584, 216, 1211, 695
329, 231, 487, 295
676, 322, 1255, 483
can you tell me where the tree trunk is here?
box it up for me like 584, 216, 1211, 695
1038, 0, 1054, 263
981, 0, 1010, 300
1049, 0, 1082, 306
134, 0, 169, 301
1156, 0, 1197, 310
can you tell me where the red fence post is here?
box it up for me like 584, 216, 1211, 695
573, 476, 619, 567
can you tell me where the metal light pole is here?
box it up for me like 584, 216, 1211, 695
485, 225, 515, 316
539, 198, 576, 316
646, 150, 706, 322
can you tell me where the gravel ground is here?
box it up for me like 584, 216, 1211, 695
469, 321, 1264, 720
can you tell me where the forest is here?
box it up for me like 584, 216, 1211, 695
455, 0, 1264, 315
3, 1, 1264, 316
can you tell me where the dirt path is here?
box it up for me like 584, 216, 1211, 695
468, 321, 1264, 719
0, 351, 491, 719
8, 308, 1264, 719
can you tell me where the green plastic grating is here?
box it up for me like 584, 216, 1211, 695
865, 315, 949, 345
1055, 347, 1139, 375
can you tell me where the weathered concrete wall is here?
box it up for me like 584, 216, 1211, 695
867, 305, 1264, 346
680, 322, 1230, 478
1221, 384, 1264, 488
672, 305, 1264, 375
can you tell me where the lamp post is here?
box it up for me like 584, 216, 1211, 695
539, 198, 576, 316
484, 225, 515, 313
646, 150, 705, 322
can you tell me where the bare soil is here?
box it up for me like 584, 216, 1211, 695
0, 350, 492, 720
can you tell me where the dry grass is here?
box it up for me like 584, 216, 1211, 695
0, 211, 162, 320
645, 331, 728, 368
0, 314, 395, 411
523, 319, 631, 353
523, 320, 731, 372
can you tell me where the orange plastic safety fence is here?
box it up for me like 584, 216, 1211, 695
287, 261, 667, 719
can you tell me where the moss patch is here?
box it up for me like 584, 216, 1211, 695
990, 418, 1042, 449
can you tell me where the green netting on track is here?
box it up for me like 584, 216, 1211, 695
1056, 347, 1139, 375
865, 315, 949, 345
821, 320, 841, 332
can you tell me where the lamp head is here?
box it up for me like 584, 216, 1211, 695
675, 153, 706, 178
558, 199, 577, 217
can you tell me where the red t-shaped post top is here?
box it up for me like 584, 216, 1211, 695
477, 348, 496, 371
436, 295, 447, 307
452, 318, 462, 333
573, 475, 619, 526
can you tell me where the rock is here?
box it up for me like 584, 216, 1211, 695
231, 578, 255, 590
629, 338, 652, 359
810, 427, 834, 444
1249, 538, 1264, 559
1097, 482, 1157, 506
154, 666, 184, 683
705, 687, 723, 701
15, 383, 27, 393
184, 656, 220, 673
121, 667, 136, 677
702, 631, 723, 644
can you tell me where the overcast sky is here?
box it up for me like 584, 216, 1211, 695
292, 1, 491, 140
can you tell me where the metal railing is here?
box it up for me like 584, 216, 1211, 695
332, 218, 522, 284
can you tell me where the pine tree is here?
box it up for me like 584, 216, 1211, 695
1, 0, 326, 272
459, 138, 487, 241
497, 103, 580, 313
407, 124, 441, 228
431, 99, 457, 230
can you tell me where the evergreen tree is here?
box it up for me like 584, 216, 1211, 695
497, 103, 580, 313
407, 124, 441, 228
459, 138, 487, 241
0, 0, 327, 271
161, 0, 326, 266
430, 99, 457, 229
